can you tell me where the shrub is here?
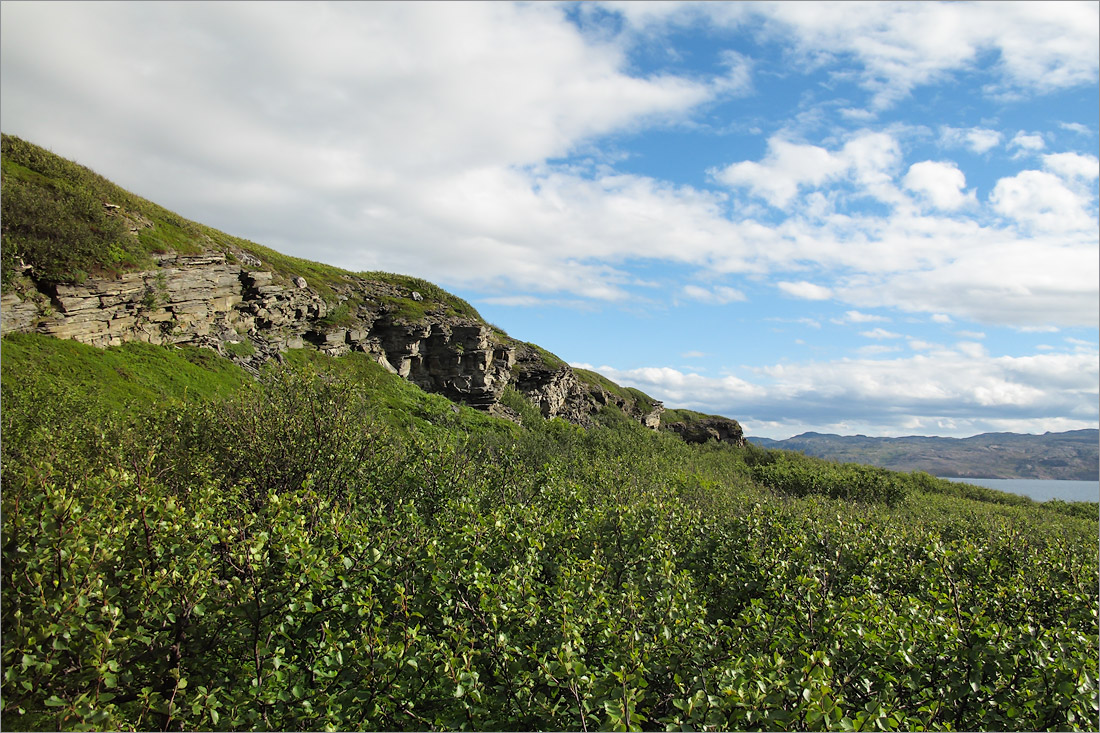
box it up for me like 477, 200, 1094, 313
752, 453, 908, 505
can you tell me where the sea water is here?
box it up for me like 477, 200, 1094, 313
940, 477, 1100, 503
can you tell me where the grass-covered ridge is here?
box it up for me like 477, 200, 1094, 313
3, 332, 1097, 731
1, 135, 482, 321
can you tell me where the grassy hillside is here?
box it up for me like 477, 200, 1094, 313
2, 333, 1097, 731
1, 134, 481, 320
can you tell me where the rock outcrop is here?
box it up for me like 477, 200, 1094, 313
0, 255, 638, 428
664, 414, 746, 447
511, 342, 664, 428
0, 134, 746, 440
0, 254, 762, 439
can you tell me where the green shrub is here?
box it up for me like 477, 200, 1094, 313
2, 337, 1097, 731
752, 452, 908, 505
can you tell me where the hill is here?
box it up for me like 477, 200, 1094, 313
0, 133, 724, 440
750, 430, 1100, 481
2, 135, 1098, 731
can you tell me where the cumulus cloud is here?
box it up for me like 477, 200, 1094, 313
1059, 122, 1092, 136
682, 284, 747, 304
712, 138, 849, 208
902, 160, 975, 210
1010, 131, 1046, 152
614, 1, 1099, 110
1043, 152, 1100, 181
989, 170, 1096, 232
861, 328, 903, 340
587, 346, 1099, 438
714, 49, 754, 95
713, 131, 902, 208
857, 344, 902, 356
835, 310, 890, 324
778, 281, 834, 300
940, 126, 1003, 154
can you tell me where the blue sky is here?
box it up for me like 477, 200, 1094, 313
2, 1, 1097, 438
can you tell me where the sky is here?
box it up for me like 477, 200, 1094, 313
2, 1, 1098, 439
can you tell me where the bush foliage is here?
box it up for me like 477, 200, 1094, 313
2, 334, 1098, 731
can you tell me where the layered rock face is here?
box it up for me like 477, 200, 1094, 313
0, 255, 636, 427
664, 415, 746, 447
375, 318, 514, 409
4, 254, 246, 348
1, 255, 763, 437
511, 343, 664, 428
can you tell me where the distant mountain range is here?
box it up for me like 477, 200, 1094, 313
748, 429, 1099, 481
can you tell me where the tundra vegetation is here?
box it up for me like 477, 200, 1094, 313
1, 132, 1097, 731
2, 332, 1097, 732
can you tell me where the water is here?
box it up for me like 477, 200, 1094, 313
939, 477, 1100, 503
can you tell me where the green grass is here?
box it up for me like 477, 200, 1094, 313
276, 348, 517, 438
1, 135, 214, 288
514, 340, 567, 370
574, 366, 659, 411
0, 331, 251, 411
2, 331, 1097, 732
1, 135, 485, 325
662, 407, 732, 424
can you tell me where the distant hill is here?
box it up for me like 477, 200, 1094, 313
749, 429, 1099, 480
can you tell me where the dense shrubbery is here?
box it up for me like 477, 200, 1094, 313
2, 335, 1098, 731
750, 453, 908, 506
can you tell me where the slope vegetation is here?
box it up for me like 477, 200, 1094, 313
2, 134, 1097, 731
0, 134, 684, 434
2, 331, 1097, 732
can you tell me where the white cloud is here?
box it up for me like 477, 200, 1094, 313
857, 344, 902, 356
902, 160, 975, 210
989, 169, 1096, 232
835, 310, 890, 324
588, 347, 1098, 439
1010, 131, 1046, 152
615, 1, 1099, 110
955, 330, 986, 340
714, 49, 753, 95
1059, 122, 1092, 135
860, 328, 903, 340
778, 281, 833, 300
940, 126, 1003, 154
932, 314, 953, 324
1043, 152, 1100, 181
681, 351, 708, 359
714, 131, 902, 208
955, 341, 988, 358
681, 284, 746, 304
840, 234, 1098, 328
712, 138, 848, 208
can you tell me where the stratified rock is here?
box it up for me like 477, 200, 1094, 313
510, 342, 663, 429
664, 414, 746, 447
0, 251, 722, 440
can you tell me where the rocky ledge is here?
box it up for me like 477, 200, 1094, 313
1, 253, 679, 432
663, 414, 746, 447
